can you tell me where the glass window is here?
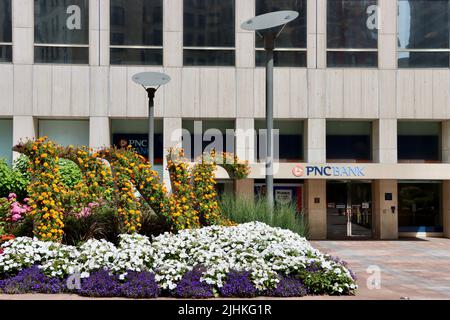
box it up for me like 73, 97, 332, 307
183, 0, 235, 66
398, 0, 450, 68
327, 0, 378, 67
38, 120, 89, 147
255, 120, 304, 162
0, 119, 13, 165
398, 181, 443, 232
182, 120, 235, 160
255, 0, 307, 67
110, 0, 163, 65
34, 0, 89, 64
398, 121, 441, 162
0, 0, 12, 62
326, 121, 372, 162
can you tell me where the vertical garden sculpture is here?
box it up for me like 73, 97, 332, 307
13, 137, 250, 241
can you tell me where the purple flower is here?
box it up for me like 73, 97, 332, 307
121, 271, 160, 299
175, 265, 214, 299
219, 270, 257, 298
79, 269, 121, 297
0, 266, 66, 294
267, 276, 308, 297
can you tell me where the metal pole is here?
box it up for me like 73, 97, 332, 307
265, 35, 275, 208
146, 88, 157, 166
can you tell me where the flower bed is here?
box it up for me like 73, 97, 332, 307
0, 222, 357, 298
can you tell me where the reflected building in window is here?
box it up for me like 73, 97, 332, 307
110, 0, 163, 65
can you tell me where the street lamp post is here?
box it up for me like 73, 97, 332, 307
241, 11, 299, 207
132, 72, 171, 165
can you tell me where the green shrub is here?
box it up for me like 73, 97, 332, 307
0, 158, 28, 200
14, 155, 83, 190
219, 193, 309, 237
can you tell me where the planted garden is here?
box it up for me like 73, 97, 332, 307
0, 137, 357, 298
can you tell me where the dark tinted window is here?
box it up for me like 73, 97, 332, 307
327, 0, 378, 67
255, 0, 307, 48
255, 0, 307, 67
34, 46, 88, 64
182, 120, 235, 160
183, 0, 235, 66
398, 0, 450, 68
184, 0, 235, 47
34, 0, 89, 44
327, 0, 378, 49
326, 121, 372, 161
0, 0, 12, 43
398, 0, 450, 49
255, 120, 304, 162
398, 122, 441, 161
398, 182, 443, 232
110, 0, 162, 46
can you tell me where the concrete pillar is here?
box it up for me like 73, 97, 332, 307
304, 179, 327, 239
443, 181, 450, 238
89, 117, 110, 150
12, 115, 36, 160
12, 0, 33, 65
442, 121, 450, 163
163, 0, 183, 67
235, 0, 255, 68
372, 119, 397, 163
163, 117, 182, 191
378, 0, 397, 70
373, 180, 398, 239
305, 118, 326, 163
235, 118, 255, 199
316, 0, 326, 69
307, 0, 317, 69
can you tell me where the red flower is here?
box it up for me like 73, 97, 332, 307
1, 235, 14, 242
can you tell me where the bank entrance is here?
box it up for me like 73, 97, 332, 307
326, 181, 373, 239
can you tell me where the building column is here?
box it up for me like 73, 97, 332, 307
89, 117, 110, 150
443, 181, 450, 238
12, 116, 36, 160
316, 0, 326, 69
373, 180, 398, 239
304, 179, 327, 239
163, 117, 182, 191
378, 0, 397, 70
163, 0, 183, 67
234, 118, 255, 199
12, 0, 33, 65
372, 119, 397, 163
442, 122, 450, 238
305, 118, 326, 163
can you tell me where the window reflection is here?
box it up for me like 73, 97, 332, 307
327, 0, 378, 49
0, 0, 12, 43
183, 0, 235, 66
34, 0, 89, 44
255, 0, 307, 67
398, 0, 450, 68
110, 0, 163, 65
327, 0, 378, 67
0, 0, 12, 62
34, 0, 89, 64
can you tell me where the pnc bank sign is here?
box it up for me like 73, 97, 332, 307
292, 165, 365, 178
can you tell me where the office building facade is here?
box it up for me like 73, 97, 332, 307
1, 0, 450, 239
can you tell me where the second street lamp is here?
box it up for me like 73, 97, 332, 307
132, 72, 171, 166
241, 10, 299, 207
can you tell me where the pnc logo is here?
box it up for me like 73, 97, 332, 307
292, 165, 305, 177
